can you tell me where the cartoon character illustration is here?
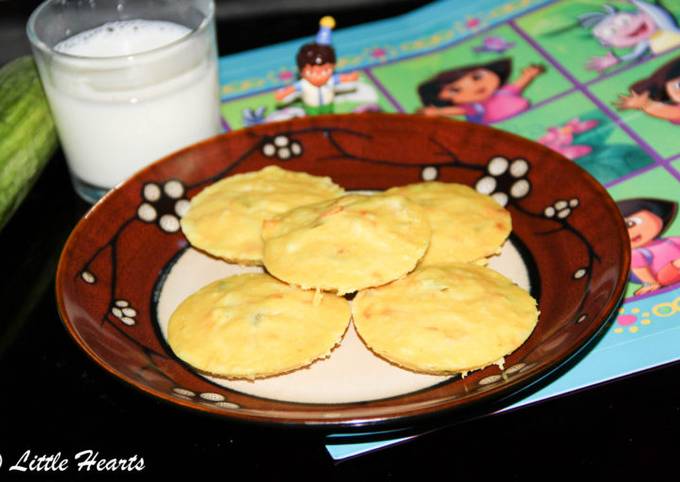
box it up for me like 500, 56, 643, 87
533, 112, 652, 184
538, 118, 600, 159
274, 16, 359, 115
579, 0, 680, 73
473, 36, 516, 54
617, 198, 680, 296
417, 58, 545, 124
615, 55, 680, 124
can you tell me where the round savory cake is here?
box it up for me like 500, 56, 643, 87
180, 166, 344, 265
385, 182, 511, 265
167, 273, 351, 379
352, 263, 539, 375
261, 194, 431, 294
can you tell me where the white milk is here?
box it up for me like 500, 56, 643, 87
55, 20, 192, 57
41, 19, 220, 190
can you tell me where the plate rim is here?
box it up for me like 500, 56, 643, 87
55, 112, 632, 429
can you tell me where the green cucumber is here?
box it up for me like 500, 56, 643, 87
0, 56, 58, 231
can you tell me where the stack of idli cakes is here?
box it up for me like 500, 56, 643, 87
168, 165, 539, 380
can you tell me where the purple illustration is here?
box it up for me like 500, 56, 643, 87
579, 0, 680, 72
473, 36, 516, 53
538, 118, 599, 160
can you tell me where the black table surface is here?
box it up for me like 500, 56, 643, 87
2, 1, 680, 480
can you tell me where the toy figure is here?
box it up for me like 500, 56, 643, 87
579, 0, 680, 73
275, 16, 359, 115
417, 58, 545, 124
617, 198, 680, 296
615, 55, 680, 124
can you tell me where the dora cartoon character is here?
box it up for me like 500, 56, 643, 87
617, 198, 680, 296
615, 55, 680, 124
275, 16, 359, 115
417, 58, 545, 124
579, 0, 680, 73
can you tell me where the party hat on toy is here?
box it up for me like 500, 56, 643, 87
316, 16, 335, 45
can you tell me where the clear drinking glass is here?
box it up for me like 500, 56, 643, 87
27, 0, 220, 203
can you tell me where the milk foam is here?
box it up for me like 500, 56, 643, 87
55, 20, 191, 57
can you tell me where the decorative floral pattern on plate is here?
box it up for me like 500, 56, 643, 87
57, 114, 629, 428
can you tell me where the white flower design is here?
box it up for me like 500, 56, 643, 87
171, 387, 196, 401
544, 198, 579, 219
81, 271, 96, 284
421, 166, 439, 181
504, 363, 526, 375
137, 180, 190, 233
172, 387, 196, 397
479, 374, 502, 386
199, 392, 226, 402
261, 135, 303, 160
110, 299, 137, 326
170, 387, 239, 408
475, 156, 531, 206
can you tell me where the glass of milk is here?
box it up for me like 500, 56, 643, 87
27, 0, 220, 203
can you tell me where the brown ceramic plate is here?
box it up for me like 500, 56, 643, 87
56, 113, 630, 429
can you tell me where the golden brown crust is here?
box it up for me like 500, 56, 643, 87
168, 273, 351, 379
386, 182, 511, 266
262, 194, 431, 294
352, 263, 538, 375
180, 166, 344, 265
